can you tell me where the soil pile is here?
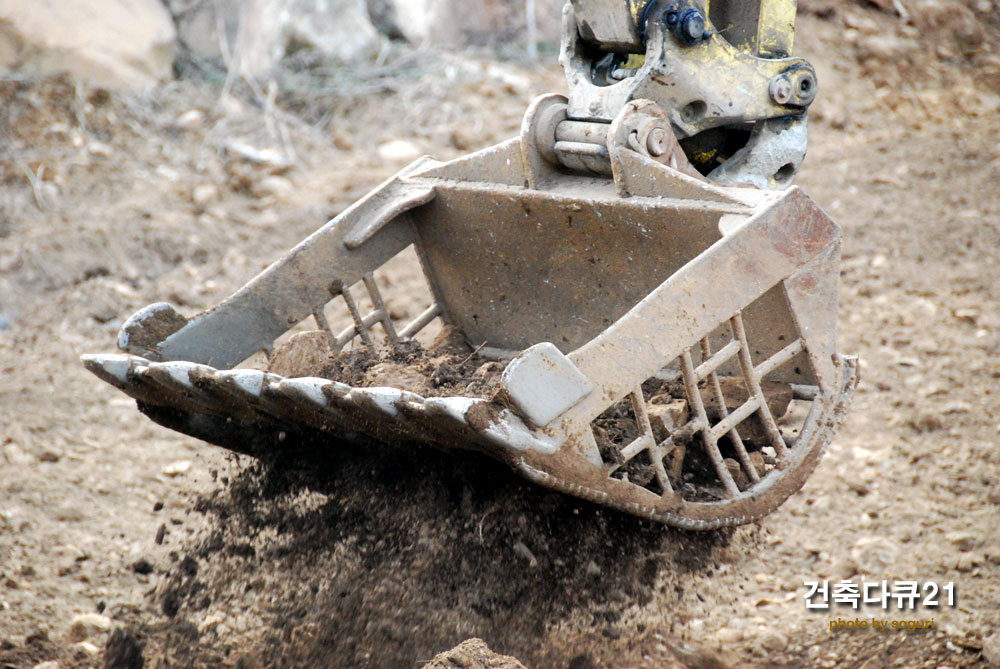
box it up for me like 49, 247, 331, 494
266, 325, 504, 399
146, 429, 731, 667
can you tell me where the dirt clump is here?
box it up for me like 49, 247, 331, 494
424, 638, 527, 669
266, 325, 505, 398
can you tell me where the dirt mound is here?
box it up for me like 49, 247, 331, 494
424, 638, 527, 669
266, 325, 505, 399
146, 431, 732, 667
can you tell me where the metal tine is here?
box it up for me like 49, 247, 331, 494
214, 368, 277, 400
136, 361, 227, 415
628, 386, 674, 495
317, 383, 397, 436
348, 386, 426, 420
729, 314, 790, 463
362, 272, 399, 344
80, 354, 190, 411
334, 280, 375, 349
187, 368, 261, 420
700, 338, 760, 484
262, 377, 358, 432
396, 399, 485, 450
679, 350, 742, 498
692, 339, 741, 383
611, 391, 655, 465
631, 402, 675, 495
80, 353, 147, 394
311, 306, 339, 350
755, 338, 805, 380
347, 387, 435, 442
398, 302, 442, 339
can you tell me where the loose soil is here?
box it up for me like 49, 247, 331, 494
266, 325, 505, 399
1, 2, 999, 668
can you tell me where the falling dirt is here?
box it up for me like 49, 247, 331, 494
1, 1, 999, 668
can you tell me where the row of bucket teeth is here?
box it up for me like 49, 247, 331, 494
79, 353, 554, 459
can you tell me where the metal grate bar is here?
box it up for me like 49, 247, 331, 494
312, 307, 338, 348
334, 311, 383, 348
754, 338, 805, 381
701, 338, 760, 483
362, 272, 399, 344
680, 351, 741, 497
709, 396, 762, 440
692, 339, 742, 382
336, 282, 375, 349
730, 314, 789, 463
399, 303, 442, 339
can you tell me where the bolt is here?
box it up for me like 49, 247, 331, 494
677, 8, 707, 44
646, 128, 669, 157
796, 72, 817, 103
769, 75, 793, 105
588, 99, 602, 114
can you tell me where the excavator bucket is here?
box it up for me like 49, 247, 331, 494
83, 0, 856, 529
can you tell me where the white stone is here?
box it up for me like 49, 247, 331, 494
377, 140, 423, 164
73, 641, 101, 656
0, 0, 176, 92
174, 109, 205, 130
192, 184, 219, 207
255, 175, 294, 199
32, 662, 60, 669
162, 460, 191, 477
67, 613, 112, 642
983, 633, 1000, 667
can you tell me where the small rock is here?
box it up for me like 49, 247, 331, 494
26, 629, 49, 645
68, 613, 112, 642
224, 141, 291, 170
377, 139, 422, 163
255, 175, 294, 199
132, 559, 154, 575
647, 400, 689, 441
162, 461, 191, 477
983, 633, 1000, 667
86, 141, 113, 158
74, 640, 100, 656
946, 531, 981, 552
174, 109, 205, 130
37, 451, 60, 463
714, 627, 743, 644
32, 662, 60, 669
757, 629, 788, 653
954, 308, 979, 325
191, 184, 218, 207
3, 443, 32, 466
512, 541, 538, 568
955, 553, 983, 572
724, 458, 747, 489
105, 628, 144, 669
